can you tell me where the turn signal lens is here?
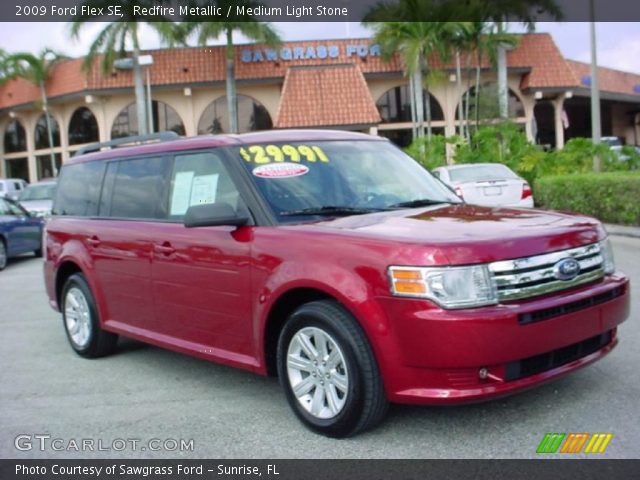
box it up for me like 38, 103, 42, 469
389, 265, 498, 309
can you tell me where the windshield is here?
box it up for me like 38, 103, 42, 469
449, 165, 517, 183
19, 183, 56, 201
234, 140, 460, 222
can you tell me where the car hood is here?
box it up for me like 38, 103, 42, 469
313, 204, 605, 265
19, 200, 52, 212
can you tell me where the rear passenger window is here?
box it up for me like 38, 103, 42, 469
109, 157, 170, 220
54, 161, 105, 216
169, 152, 244, 220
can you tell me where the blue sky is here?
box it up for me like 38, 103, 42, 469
1, 22, 639, 73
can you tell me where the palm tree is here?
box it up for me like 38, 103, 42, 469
181, 0, 280, 134
465, 0, 563, 119
70, 0, 182, 137
3, 49, 68, 176
365, 2, 467, 139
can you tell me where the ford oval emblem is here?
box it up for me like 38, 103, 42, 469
553, 258, 580, 281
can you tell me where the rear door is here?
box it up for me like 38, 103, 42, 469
149, 150, 254, 362
91, 156, 172, 331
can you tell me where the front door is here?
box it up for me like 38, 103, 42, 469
150, 151, 254, 363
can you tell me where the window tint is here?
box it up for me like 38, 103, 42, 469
169, 152, 245, 220
54, 161, 106, 216
449, 165, 518, 183
109, 157, 171, 220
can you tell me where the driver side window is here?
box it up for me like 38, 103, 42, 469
168, 151, 247, 221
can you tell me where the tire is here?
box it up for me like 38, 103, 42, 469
277, 300, 388, 437
0, 239, 7, 271
61, 273, 118, 358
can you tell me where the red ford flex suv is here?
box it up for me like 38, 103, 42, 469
44, 130, 629, 437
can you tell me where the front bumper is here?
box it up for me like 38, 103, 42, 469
376, 274, 630, 405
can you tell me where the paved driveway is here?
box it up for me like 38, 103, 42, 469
0, 236, 638, 459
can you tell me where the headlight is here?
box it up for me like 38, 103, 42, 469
388, 265, 497, 309
599, 238, 615, 274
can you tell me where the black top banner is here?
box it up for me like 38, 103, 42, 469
3, 0, 640, 22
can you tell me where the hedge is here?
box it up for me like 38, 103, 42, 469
535, 172, 640, 226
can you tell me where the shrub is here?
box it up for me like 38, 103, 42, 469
535, 172, 640, 225
405, 124, 639, 188
404, 134, 459, 171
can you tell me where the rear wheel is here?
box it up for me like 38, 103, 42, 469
62, 273, 118, 358
277, 300, 388, 437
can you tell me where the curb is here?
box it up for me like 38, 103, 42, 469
604, 224, 640, 239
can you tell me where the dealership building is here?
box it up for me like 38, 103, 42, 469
1, 33, 640, 182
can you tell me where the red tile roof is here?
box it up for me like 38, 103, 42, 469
566, 60, 640, 97
1, 34, 639, 112
514, 34, 580, 90
275, 64, 381, 128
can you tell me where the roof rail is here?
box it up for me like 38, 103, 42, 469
74, 131, 180, 156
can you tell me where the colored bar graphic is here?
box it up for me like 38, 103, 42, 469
537, 433, 565, 453
584, 433, 614, 454
537, 433, 613, 454
560, 433, 589, 453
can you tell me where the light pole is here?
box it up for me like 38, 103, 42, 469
589, 1, 602, 171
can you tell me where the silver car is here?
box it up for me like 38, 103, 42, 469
433, 163, 534, 208
18, 179, 57, 217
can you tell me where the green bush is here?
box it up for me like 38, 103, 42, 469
404, 134, 456, 171
535, 172, 640, 225
453, 123, 546, 185
405, 124, 640, 188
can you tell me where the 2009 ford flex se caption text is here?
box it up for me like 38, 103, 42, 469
43, 130, 630, 437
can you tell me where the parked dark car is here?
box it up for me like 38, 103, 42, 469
0, 196, 44, 270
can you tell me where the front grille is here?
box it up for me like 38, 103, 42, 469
504, 331, 612, 381
518, 286, 625, 325
489, 243, 605, 301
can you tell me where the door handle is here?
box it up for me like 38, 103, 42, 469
153, 243, 176, 255
87, 236, 101, 247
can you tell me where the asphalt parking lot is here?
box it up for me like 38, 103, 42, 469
0, 236, 638, 459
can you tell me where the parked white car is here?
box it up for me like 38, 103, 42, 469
0, 178, 28, 201
433, 163, 534, 208
18, 179, 57, 217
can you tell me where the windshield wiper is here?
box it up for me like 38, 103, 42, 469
280, 206, 380, 217
386, 199, 459, 209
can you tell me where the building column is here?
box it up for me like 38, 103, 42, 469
58, 110, 69, 166
184, 88, 196, 137
522, 93, 537, 143
368, 125, 378, 136
96, 98, 109, 143
23, 114, 38, 183
552, 96, 566, 150
0, 120, 5, 178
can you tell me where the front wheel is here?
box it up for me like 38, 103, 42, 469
277, 300, 388, 437
61, 273, 118, 358
0, 240, 7, 270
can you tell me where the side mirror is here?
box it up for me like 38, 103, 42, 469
184, 202, 249, 228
